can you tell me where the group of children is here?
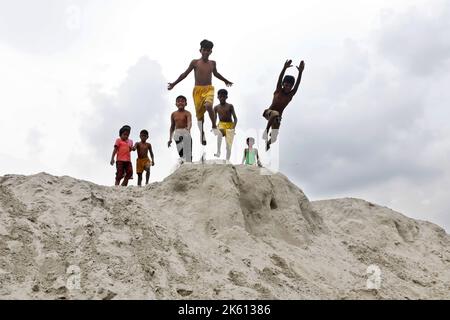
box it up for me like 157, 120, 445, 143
111, 39, 305, 186
110, 126, 154, 186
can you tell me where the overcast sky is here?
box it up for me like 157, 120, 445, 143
0, 0, 449, 232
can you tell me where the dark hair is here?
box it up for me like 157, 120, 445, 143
140, 129, 148, 136
176, 95, 187, 102
246, 137, 255, 145
119, 125, 131, 136
218, 89, 228, 97
283, 75, 295, 85
200, 39, 214, 50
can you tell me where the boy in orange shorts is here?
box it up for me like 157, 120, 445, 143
168, 39, 233, 146
214, 89, 237, 161
134, 129, 155, 186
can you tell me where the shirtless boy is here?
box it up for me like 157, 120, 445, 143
134, 129, 154, 186
168, 39, 233, 145
214, 89, 237, 161
168, 95, 193, 163
263, 59, 305, 150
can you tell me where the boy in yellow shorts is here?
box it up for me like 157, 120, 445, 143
134, 129, 155, 186
168, 39, 233, 145
214, 89, 237, 161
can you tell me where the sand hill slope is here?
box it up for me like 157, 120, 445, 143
0, 164, 449, 299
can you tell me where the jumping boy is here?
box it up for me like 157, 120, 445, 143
168, 95, 193, 163
263, 59, 305, 151
214, 89, 237, 161
168, 39, 233, 146
242, 137, 262, 167
134, 129, 155, 186
110, 125, 134, 186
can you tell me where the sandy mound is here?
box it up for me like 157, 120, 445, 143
0, 164, 449, 299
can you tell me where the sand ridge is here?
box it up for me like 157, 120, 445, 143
0, 164, 449, 299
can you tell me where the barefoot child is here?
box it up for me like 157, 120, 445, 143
168, 95, 193, 163
110, 125, 134, 186
168, 39, 233, 146
242, 137, 261, 166
263, 59, 305, 151
134, 129, 155, 186
214, 89, 237, 161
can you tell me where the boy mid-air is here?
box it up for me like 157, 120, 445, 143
168, 95, 193, 163
134, 129, 155, 186
263, 59, 305, 151
214, 89, 237, 161
167, 39, 233, 146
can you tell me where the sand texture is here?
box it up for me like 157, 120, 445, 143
0, 164, 449, 299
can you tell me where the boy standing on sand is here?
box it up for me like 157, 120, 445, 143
263, 59, 305, 151
110, 125, 134, 186
214, 89, 237, 161
134, 129, 155, 186
168, 95, 193, 163
168, 39, 233, 146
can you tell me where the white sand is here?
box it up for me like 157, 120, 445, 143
0, 164, 449, 299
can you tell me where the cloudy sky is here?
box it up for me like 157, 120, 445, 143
0, 0, 449, 231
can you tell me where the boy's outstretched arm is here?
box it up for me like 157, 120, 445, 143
277, 59, 293, 91
168, 114, 175, 147
291, 60, 305, 95
212, 61, 233, 87
168, 60, 195, 90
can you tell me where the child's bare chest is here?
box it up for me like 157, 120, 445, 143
195, 61, 213, 74
273, 91, 293, 106
218, 105, 231, 116
174, 112, 188, 122
137, 143, 149, 152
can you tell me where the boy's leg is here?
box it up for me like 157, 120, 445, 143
121, 162, 133, 186
262, 110, 271, 140
205, 102, 217, 129
225, 128, 234, 161
226, 143, 232, 161
183, 132, 193, 162
137, 173, 143, 186
197, 118, 206, 145
115, 161, 123, 186
266, 118, 281, 151
174, 131, 184, 160
215, 129, 223, 157
265, 112, 280, 137
145, 168, 150, 185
